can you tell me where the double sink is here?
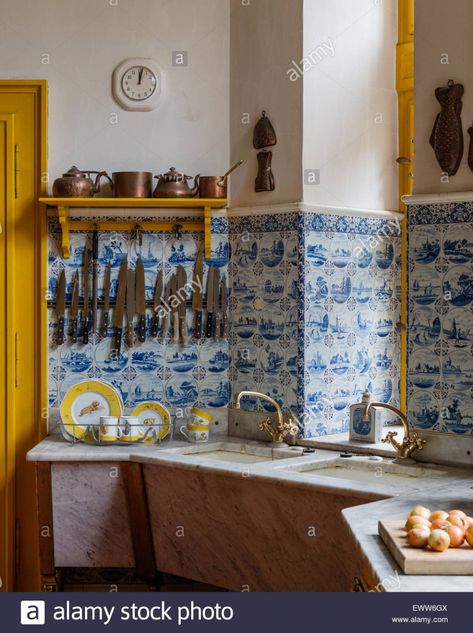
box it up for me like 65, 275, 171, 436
167, 440, 448, 491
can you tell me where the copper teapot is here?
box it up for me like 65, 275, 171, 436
153, 167, 200, 198
52, 166, 112, 198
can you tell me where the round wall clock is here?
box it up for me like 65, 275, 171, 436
112, 58, 164, 112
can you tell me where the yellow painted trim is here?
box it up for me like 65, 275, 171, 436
0, 79, 48, 592
39, 197, 228, 208
397, 0, 414, 414
0, 113, 16, 593
42, 198, 225, 260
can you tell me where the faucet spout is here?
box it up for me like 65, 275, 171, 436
360, 390, 426, 460
234, 391, 297, 445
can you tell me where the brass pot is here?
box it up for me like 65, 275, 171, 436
112, 172, 152, 198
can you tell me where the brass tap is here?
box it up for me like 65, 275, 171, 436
360, 390, 426, 459
234, 391, 298, 445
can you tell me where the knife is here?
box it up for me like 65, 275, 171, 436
152, 270, 163, 338
171, 274, 179, 343
135, 258, 147, 343
101, 262, 111, 338
221, 275, 228, 338
82, 245, 91, 344
212, 267, 221, 340
160, 277, 171, 340
177, 265, 188, 347
205, 266, 215, 339
70, 270, 79, 344
192, 249, 203, 339
126, 269, 135, 347
111, 256, 127, 357
55, 269, 66, 345
92, 229, 99, 333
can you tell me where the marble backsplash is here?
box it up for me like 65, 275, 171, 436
407, 200, 473, 436
229, 208, 402, 437
47, 215, 230, 424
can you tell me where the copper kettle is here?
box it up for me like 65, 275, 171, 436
52, 166, 112, 198
153, 167, 200, 198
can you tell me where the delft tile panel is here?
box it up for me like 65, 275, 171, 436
301, 213, 401, 438
229, 211, 401, 438
48, 216, 229, 414
407, 201, 473, 435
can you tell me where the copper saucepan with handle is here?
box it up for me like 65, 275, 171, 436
199, 160, 244, 199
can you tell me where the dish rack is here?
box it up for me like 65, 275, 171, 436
60, 419, 174, 446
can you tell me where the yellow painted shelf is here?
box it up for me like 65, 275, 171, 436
40, 197, 228, 259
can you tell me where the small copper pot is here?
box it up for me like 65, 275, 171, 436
199, 160, 244, 199
112, 172, 152, 198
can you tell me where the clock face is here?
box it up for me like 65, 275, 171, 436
121, 65, 157, 101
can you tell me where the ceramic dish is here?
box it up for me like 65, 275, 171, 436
131, 401, 171, 442
60, 380, 123, 441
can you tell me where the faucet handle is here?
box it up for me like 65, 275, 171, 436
381, 430, 398, 445
410, 431, 426, 451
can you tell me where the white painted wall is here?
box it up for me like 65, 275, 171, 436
0, 0, 229, 191
303, 0, 398, 212
414, 0, 473, 194
229, 0, 303, 207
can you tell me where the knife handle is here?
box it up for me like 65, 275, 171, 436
112, 327, 122, 358
222, 313, 228, 338
152, 313, 160, 338
180, 317, 188, 348
82, 314, 89, 344
71, 317, 78, 344
57, 316, 65, 346
194, 310, 202, 339
173, 313, 179, 343
126, 321, 134, 347
138, 315, 146, 343
161, 316, 169, 340
205, 312, 214, 339
101, 310, 109, 338
214, 314, 221, 340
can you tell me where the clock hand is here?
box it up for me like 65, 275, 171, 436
138, 67, 143, 85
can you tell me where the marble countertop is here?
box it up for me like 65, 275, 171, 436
28, 433, 473, 589
342, 486, 473, 592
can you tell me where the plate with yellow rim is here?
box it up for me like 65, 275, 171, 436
131, 401, 171, 442
60, 380, 123, 441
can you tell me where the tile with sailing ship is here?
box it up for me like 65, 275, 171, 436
408, 349, 440, 389
410, 266, 442, 307
410, 307, 441, 347
165, 235, 197, 268
410, 225, 441, 266
201, 343, 230, 374
330, 271, 351, 305
231, 236, 258, 268
260, 275, 285, 304
408, 391, 440, 430
258, 313, 285, 341
441, 307, 473, 349
60, 344, 94, 373
352, 271, 373, 305
306, 307, 330, 343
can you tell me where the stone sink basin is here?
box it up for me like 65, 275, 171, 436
172, 441, 304, 464
276, 456, 449, 490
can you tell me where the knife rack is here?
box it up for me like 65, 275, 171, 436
40, 197, 229, 260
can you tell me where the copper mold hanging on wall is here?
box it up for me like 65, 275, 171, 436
429, 79, 464, 176
255, 150, 275, 192
467, 124, 473, 172
253, 110, 277, 150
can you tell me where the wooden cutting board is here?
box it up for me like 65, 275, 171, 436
379, 520, 473, 575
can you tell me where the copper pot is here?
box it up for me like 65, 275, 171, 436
199, 160, 243, 199
112, 172, 152, 198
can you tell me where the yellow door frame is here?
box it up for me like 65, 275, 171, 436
0, 80, 48, 591
397, 0, 414, 413
0, 113, 15, 591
